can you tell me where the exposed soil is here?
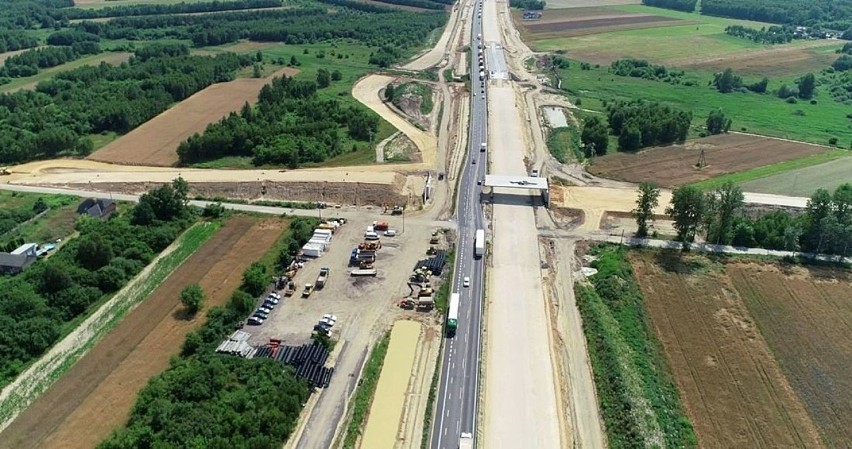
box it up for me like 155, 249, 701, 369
87, 68, 299, 167
676, 41, 842, 77
0, 217, 285, 449
588, 133, 827, 187
516, 10, 686, 39
728, 263, 852, 448
526, 14, 679, 33
630, 252, 825, 449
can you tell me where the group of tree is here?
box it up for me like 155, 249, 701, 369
705, 109, 732, 134
99, 217, 324, 449
0, 195, 51, 239
610, 58, 687, 85
0, 0, 74, 32
52, 0, 281, 21
832, 54, 852, 71
0, 180, 193, 387
724, 24, 800, 44
71, 4, 446, 67
176, 75, 379, 167
605, 100, 691, 151
700, 0, 852, 31
1, 42, 101, 78
370, 0, 447, 11
711, 68, 768, 94
580, 116, 609, 156
0, 45, 252, 165
509, 0, 546, 10
637, 182, 852, 256
641, 0, 696, 13
775, 72, 816, 100
0, 30, 40, 53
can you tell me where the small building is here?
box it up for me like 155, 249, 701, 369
77, 198, 116, 219
0, 243, 39, 274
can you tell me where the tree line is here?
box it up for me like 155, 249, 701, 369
0, 180, 193, 388
509, 0, 546, 10
370, 0, 447, 11
606, 100, 691, 151
52, 0, 282, 20
0, 45, 252, 165
641, 0, 696, 13
635, 182, 852, 257
99, 217, 319, 449
1, 42, 101, 78
177, 75, 379, 167
701, 0, 852, 31
0, 30, 40, 53
724, 24, 800, 44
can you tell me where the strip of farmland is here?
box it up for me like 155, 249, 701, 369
0, 217, 286, 449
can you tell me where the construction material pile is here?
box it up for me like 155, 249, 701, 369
254, 340, 334, 388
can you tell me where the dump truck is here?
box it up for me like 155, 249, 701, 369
302, 283, 314, 298
350, 269, 378, 277
399, 297, 434, 310
315, 267, 329, 289
350, 249, 376, 265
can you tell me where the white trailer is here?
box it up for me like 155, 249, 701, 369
474, 229, 485, 258
447, 293, 460, 336
459, 432, 473, 449
301, 243, 324, 258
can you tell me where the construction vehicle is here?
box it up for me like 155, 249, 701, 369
350, 249, 376, 265
358, 241, 381, 251
315, 267, 329, 289
399, 297, 435, 310
373, 221, 389, 231
426, 246, 438, 256
358, 260, 374, 269
284, 281, 296, 297
429, 234, 440, 244
302, 283, 314, 298
350, 269, 378, 277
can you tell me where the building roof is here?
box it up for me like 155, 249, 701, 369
11, 243, 37, 255
77, 198, 115, 218
0, 253, 34, 269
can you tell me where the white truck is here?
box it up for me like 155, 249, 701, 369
474, 229, 484, 258
480, 142, 486, 152
459, 432, 473, 449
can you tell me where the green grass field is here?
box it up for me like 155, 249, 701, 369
737, 155, 852, 196
558, 63, 852, 146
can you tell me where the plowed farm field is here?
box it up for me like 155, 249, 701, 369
728, 263, 852, 448
87, 69, 297, 167
0, 217, 285, 449
515, 7, 685, 39
589, 133, 827, 187
629, 252, 827, 449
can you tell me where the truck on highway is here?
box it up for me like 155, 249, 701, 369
459, 432, 473, 449
474, 229, 485, 258
447, 293, 460, 336
315, 267, 329, 289
479, 70, 485, 81
480, 142, 486, 152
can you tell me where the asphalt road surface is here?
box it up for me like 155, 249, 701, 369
430, 1, 488, 448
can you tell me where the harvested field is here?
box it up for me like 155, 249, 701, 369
678, 40, 842, 77
728, 263, 852, 448
522, 14, 683, 38
0, 217, 285, 449
630, 251, 825, 449
544, 0, 640, 8
87, 67, 299, 167
588, 134, 827, 187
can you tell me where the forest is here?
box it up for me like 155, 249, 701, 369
0, 45, 252, 165
700, 0, 852, 30
72, 5, 446, 52
369, 0, 446, 11
641, 0, 696, 13
99, 217, 319, 449
53, 0, 282, 20
0, 180, 193, 388
177, 75, 379, 167
605, 100, 692, 151
0, 30, 40, 53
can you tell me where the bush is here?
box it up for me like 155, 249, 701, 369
180, 283, 205, 315
829, 137, 839, 145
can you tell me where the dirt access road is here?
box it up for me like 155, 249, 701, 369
0, 217, 284, 449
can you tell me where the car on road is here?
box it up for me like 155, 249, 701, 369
384, 230, 397, 237
530, 169, 539, 177
472, 158, 476, 164
247, 317, 264, 325
463, 276, 470, 287
477, 179, 482, 185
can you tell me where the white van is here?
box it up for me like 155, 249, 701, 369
365, 231, 380, 240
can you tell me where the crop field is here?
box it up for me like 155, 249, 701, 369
739, 156, 852, 196
629, 252, 826, 449
516, 8, 686, 39
527, 5, 787, 66
544, 0, 640, 8
679, 40, 844, 77
728, 263, 852, 448
87, 68, 298, 167
587, 133, 827, 187
0, 217, 285, 449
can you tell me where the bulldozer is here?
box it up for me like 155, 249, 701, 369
0, 167, 9, 176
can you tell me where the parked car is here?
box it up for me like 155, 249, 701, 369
463, 276, 470, 287
313, 324, 331, 336
258, 306, 272, 314
262, 300, 277, 309
268, 292, 281, 300
384, 230, 397, 237
247, 317, 264, 325
264, 296, 279, 305
253, 310, 269, 319
323, 313, 338, 323
319, 317, 336, 328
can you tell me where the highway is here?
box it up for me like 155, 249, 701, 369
430, 0, 489, 448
